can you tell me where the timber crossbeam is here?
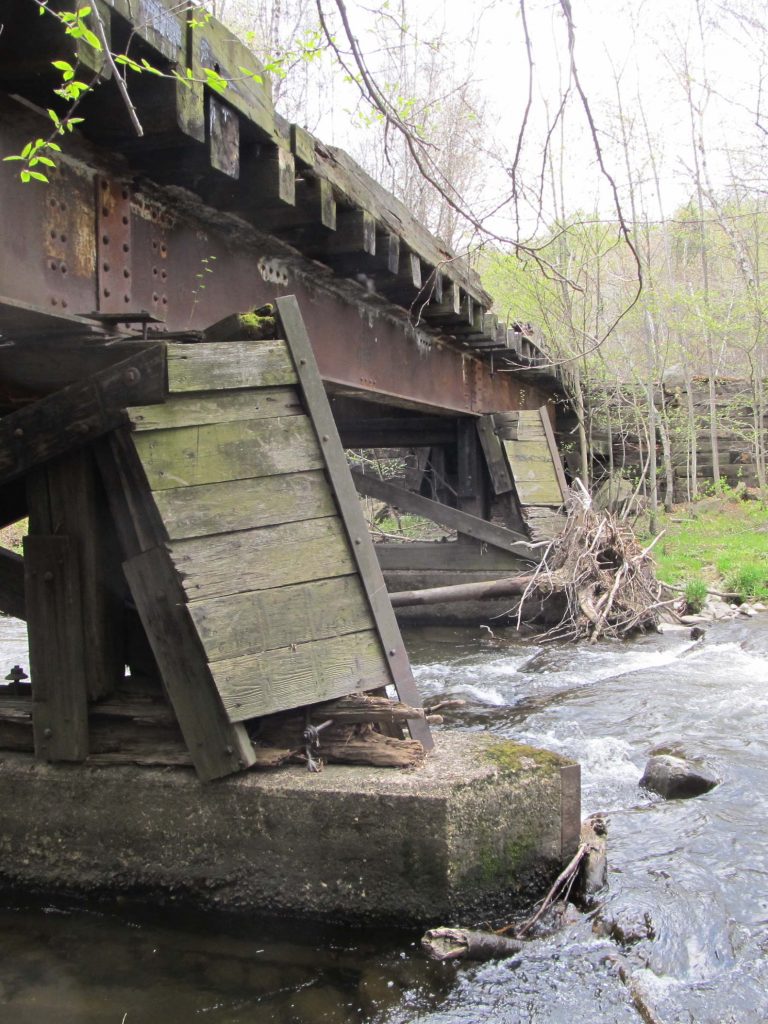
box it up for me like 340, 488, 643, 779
0, 344, 166, 487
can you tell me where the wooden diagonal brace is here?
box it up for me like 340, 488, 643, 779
0, 343, 166, 487
350, 469, 535, 558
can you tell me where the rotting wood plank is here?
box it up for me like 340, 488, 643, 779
190, 574, 371, 662
94, 429, 168, 558
276, 295, 432, 749
134, 415, 322, 491
128, 387, 302, 431
539, 406, 569, 498
351, 469, 533, 556
37, 450, 124, 701
502, 439, 563, 506
211, 629, 390, 722
0, 546, 25, 620
24, 535, 89, 762
0, 344, 166, 486
167, 341, 296, 392
169, 516, 355, 600
154, 469, 336, 541
375, 542, 525, 572
477, 415, 514, 494
123, 545, 256, 781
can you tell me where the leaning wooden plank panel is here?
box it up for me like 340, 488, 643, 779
154, 470, 335, 541
134, 415, 322, 490
128, 386, 302, 431
190, 574, 372, 661
169, 516, 355, 599
123, 545, 256, 781
211, 630, 390, 722
167, 341, 296, 392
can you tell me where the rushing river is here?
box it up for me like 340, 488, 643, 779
1, 613, 767, 1023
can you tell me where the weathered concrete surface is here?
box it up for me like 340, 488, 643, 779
0, 732, 580, 925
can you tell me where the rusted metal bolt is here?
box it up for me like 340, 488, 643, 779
43, 728, 53, 738
43, 571, 54, 582
13, 427, 23, 438
124, 368, 140, 385
388, 648, 396, 656
5, 665, 28, 685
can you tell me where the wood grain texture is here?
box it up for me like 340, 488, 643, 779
123, 545, 256, 781
167, 341, 296, 392
169, 516, 355, 600
276, 295, 432, 749
375, 541, 523, 572
128, 387, 302, 431
0, 344, 166, 486
133, 415, 322, 491
211, 629, 390, 721
24, 535, 89, 762
477, 415, 514, 494
502, 439, 563, 505
191, 574, 371, 662
154, 469, 336, 540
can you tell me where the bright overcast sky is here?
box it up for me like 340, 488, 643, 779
309, 0, 767, 236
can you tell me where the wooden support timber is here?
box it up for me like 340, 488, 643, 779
350, 469, 533, 558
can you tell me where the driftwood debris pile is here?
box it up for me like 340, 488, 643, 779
525, 484, 668, 642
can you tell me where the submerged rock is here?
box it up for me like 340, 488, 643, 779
640, 755, 719, 800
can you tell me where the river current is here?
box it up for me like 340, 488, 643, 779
0, 613, 767, 1023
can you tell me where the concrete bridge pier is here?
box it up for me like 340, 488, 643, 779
0, 733, 580, 926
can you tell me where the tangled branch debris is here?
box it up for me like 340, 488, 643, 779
517, 482, 670, 643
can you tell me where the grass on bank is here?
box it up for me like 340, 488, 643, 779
646, 494, 768, 603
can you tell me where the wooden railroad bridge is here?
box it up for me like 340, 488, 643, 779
0, 0, 571, 781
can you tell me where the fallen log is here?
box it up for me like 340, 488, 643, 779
421, 927, 523, 962
390, 574, 539, 608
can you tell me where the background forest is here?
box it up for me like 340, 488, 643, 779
204, 0, 768, 506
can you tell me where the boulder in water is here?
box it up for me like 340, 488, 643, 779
640, 755, 719, 800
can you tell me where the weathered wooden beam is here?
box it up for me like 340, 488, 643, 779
0, 344, 166, 487
255, 177, 336, 233
375, 542, 525, 572
390, 573, 537, 608
244, 144, 296, 207
26, 450, 125, 701
0, 546, 25, 620
323, 208, 376, 258
24, 534, 89, 762
209, 94, 240, 179
477, 415, 515, 494
276, 295, 433, 750
123, 545, 257, 781
351, 469, 532, 555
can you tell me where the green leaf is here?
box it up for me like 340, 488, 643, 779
238, 65, 263, 83
35, 156, 57, 168
203, 67, 228, 94
20, 170, 31, 182
2, 155, 24, 162
27, 171, 50, 182
47, 108, 61, 126
52, 59, 75, 81
140, 58, 164, 76
79, 26, 102, 52
77, 6, 92, 16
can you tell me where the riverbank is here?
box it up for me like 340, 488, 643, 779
646, 493, 768, 605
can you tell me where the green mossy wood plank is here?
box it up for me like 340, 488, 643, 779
502, 439, 563, 505
133, 416, 322, 490
24, 535, 89, 763
190, 574, 371, 662
212, 630, 390, 722
276, 295, 432, 750
539, 407, 569, 498
167, 341, 296, 392
169, 516, 355, 600
128, 388, 302, 431
123, 545, 256, 781
154, 470, 335, 541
